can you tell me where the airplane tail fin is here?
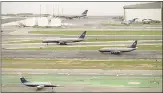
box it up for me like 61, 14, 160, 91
79, 31, 86, 39
128, 40, 137, 48
132, 18, 138, 22
20, 77, 28, 83
82, 10, 88, 16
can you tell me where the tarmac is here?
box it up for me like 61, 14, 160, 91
2, 40, 161, 49
2, 50, 162, 59
2, 86, 162, 92
1, 16, 162, 92
2, 69, 162, 92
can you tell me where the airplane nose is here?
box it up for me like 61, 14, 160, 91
42, 41, 46, 43
99, 49, 103, 52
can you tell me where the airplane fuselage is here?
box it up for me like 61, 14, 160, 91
23, 82, 56, 87
99, 48, 136, 53
42, 38, 84, 44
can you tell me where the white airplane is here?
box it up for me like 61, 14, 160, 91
99, 40, 138, 54
20, 76, 60, 91
121, 18, 138, 25
55, 10, 88, 19
42, 31, 87, 45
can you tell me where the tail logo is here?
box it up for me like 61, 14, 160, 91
82, 10, 88, 15
20, 77, 28, 83
79, 31, 86, 39
131, 40, 137, 48
133, 42, 136, 46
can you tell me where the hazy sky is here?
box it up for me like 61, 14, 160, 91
2, 2, 151, 16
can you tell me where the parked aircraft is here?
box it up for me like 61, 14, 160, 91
121, 18, 138, 25
42, 31, 87, 45
99, 40, 137, 54
55, 10, 88, 19
20, 76, 59, 91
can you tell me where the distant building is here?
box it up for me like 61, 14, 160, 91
123, 2, 162, 22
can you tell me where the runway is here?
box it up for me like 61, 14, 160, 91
2, 68, 162, 92
2, 40, 161, 49
2, 35, 162, 41
2, 86, 162, 92
2, 50, 162, 59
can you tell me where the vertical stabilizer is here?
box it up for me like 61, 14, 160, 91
128, 40, 137, 48
79, 31, 87, 39
20, 77, 28, 83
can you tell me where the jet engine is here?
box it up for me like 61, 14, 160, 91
59, 41, 67, 45
111, 51, 121, 54
37, 85, 44, 89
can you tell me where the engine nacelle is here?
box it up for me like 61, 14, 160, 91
111, 51, 121, 54
59, 41, 67, 45
37, 85, 44, 89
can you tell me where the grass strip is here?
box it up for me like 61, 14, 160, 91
2, 58, 162, 70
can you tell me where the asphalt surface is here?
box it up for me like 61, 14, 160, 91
2, 40, 161, 49
2, 86, 162, 92
2, 50, 162, 59
1, 17, 26, 24
1, 16, 162, 92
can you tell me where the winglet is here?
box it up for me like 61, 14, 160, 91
79, 31, 86, 39
128, 40, 137, 48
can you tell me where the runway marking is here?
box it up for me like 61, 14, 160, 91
118, 74, 126, 75
128, 82, 140, 85
141, 74, 152, 75
28, 73, 48, 74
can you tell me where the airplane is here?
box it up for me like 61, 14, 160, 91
55, 10, 88, 19
42, 31, 87, 45
20, 76, 59, 91
121, 18, 138, 25
99, 40, 137, 54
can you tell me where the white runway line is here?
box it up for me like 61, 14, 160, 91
28, 73, 48, 74
141, 74, 152, 75
128, 82, 140, 85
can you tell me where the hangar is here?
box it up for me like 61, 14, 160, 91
123, 2, 162, 22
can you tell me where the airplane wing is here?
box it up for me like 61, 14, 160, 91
37, 85, 44, 89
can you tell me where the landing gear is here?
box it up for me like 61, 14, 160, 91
47, 43, 48, 45
52, 87, 55, 92
111, 52, 121, 55
59, 42, 67, 45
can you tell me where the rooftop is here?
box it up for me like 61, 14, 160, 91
124, 2, 162, 9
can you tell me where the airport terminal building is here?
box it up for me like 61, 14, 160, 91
123, 2, 162, 21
